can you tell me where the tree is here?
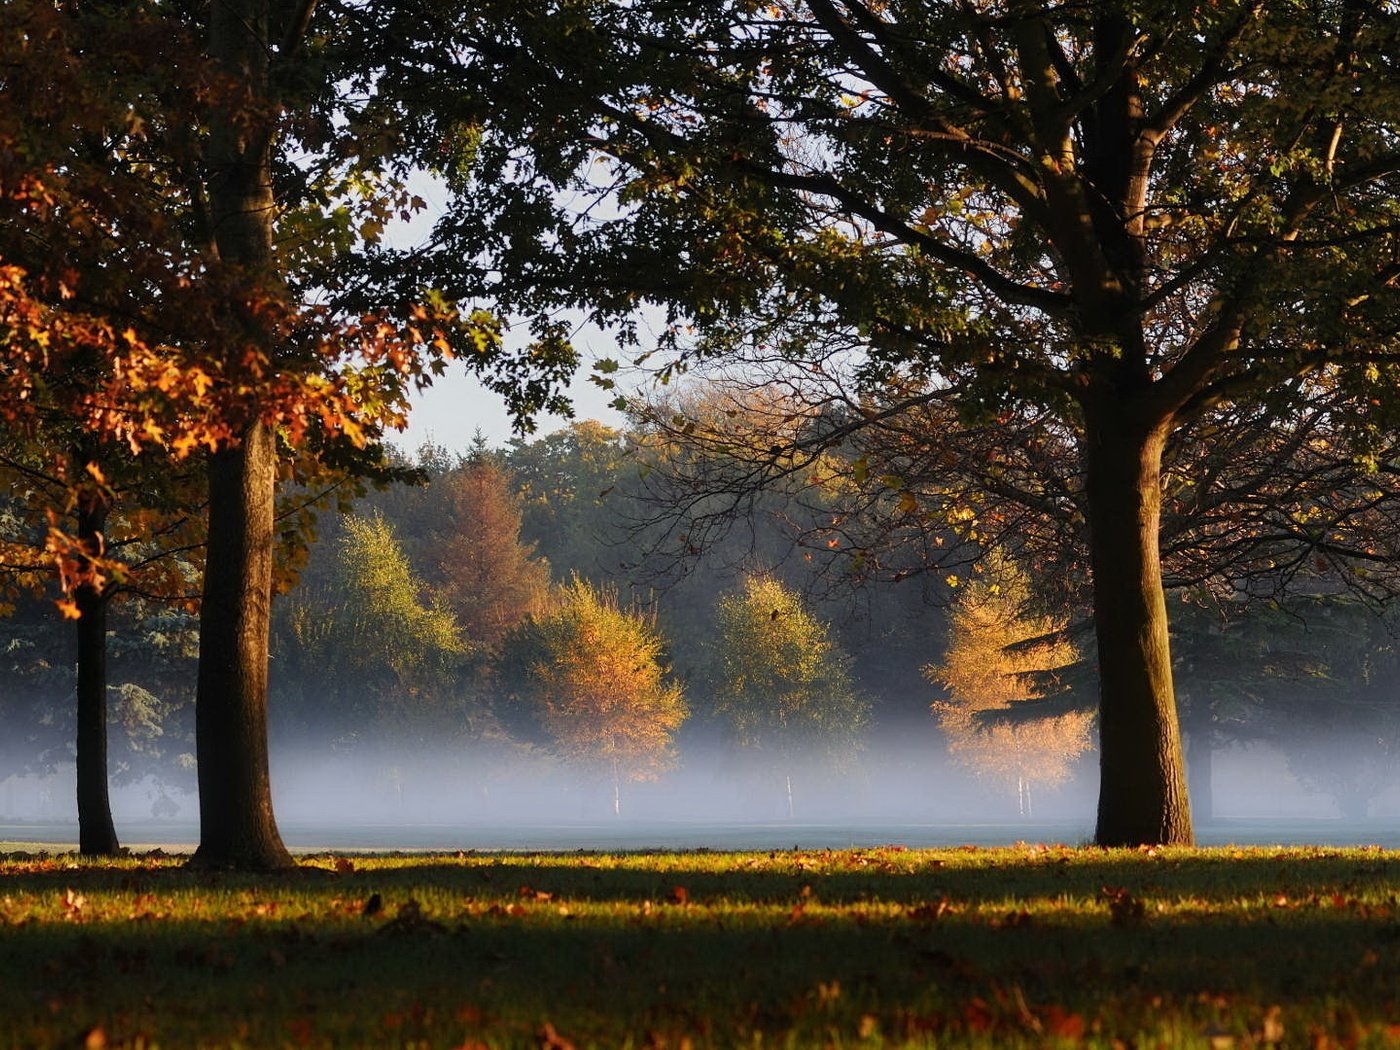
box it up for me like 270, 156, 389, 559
3, 0, 591, 867
709, 574, 868, 817
496, 577, 685, 814
0, 429, 210, 854
439, 1, 1400, 844
928, 555, 1091, 817
276, 512, 467, 755
422, 455, 550, 651
1268, 609, 1400, 821
507, 421, 637, 583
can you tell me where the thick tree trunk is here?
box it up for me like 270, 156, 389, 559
74, 494, 120, 857
1086, 419, 1194, 846
192, 420, 292, 869
190, 0, 293, 870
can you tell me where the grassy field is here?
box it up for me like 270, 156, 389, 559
1, 845, 1398, 1049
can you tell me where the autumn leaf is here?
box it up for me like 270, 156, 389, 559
1259, 1006, 1285, 1045
285, 1018, 316, 1047
1041, 1005, 1086, 1039
536, 1022, 576, 1050
962, 998, 995, 1034
908, 898, 952, 922
1099, 886, 1147, 926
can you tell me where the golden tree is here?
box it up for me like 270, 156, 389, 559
710, 574, 868, 818
929, 556, 1091, 817
498, 577, 686, 814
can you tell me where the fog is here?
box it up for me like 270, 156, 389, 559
5, 722, 1399, 851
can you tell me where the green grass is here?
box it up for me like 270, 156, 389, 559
2, 845, 1399, 1049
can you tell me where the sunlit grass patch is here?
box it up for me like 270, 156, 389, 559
1, 845, 1398, 1048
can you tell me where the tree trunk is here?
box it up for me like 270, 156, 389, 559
189, 0, 293, 870
74, 492, 120, 857
1085, 418, 1194, 846
192, 421, 292, 869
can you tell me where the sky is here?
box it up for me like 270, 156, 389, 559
386, 173, 633, 454
399, 351, 629, 455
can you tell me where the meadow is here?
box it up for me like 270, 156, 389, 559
1, 844, 1398, 1049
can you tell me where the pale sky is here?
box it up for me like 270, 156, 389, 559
399, 358, 628, 455
386, 173, 632, 454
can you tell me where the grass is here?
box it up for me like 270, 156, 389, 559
1, 844, 1398, 1049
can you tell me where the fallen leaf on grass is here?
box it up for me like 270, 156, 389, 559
962, 997, 995, 1034
1041, 1006, 1086, 1039
379, 898, 448, 934
644, 1029, 694, 1050
486, 903, 528, 918
996, 909, 1034, 929
537, 1021, 576, 1050
519, 885, 553, 902
908, 898, 952, 922
1099, 886, 1146, 926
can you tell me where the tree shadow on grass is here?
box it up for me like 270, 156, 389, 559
1, 847, 1398, 1048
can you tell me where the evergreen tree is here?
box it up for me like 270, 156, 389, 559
929, 555, 1091, 817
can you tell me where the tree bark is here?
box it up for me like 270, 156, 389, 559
192, 421, 293, 869
1085, 415, 1194, 846
190, 0, 294, 870
74, 491, 120, 857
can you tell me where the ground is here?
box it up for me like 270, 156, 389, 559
0, 845, 1397, 1048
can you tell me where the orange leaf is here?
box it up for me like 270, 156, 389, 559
1042, 1006, 1086, 1039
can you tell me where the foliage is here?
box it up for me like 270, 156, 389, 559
422, 454, 551, 651
928, 555, 1092, 815
709, 574, 868, 773
1, 846, 1399, 1048
507, 421, 638, 583
496, 576, 686, 806
275, 513, 467, 751
433, 0, 1400, 845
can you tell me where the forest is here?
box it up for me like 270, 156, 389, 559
5, 416, 1399, 841
4, 0, 1400, 869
